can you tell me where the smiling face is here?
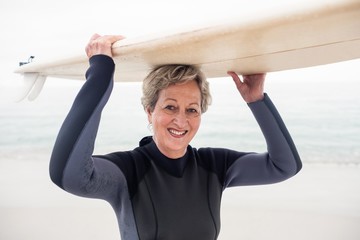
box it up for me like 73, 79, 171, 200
146, 80, 202, 159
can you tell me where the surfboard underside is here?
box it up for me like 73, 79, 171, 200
14, 0, 360, 101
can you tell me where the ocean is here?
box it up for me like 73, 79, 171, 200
0, 64, 359, 165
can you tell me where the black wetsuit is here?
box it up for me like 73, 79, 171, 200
49, 55, 302, 240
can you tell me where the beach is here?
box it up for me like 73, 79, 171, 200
1, 62, 360, 239
1, 158, 359, 240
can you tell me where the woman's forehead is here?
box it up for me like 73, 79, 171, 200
160, 81, 201, 102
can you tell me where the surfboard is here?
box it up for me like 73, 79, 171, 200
14, 0, 360, 101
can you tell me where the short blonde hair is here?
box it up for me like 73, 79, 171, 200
141, 65, 211, 113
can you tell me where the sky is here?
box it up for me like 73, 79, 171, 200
0, 0, 359, 94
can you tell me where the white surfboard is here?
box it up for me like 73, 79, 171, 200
14, 0, 360, 100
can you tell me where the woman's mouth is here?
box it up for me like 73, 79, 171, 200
168, 128, 188, 137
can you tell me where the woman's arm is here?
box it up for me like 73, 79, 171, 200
49, 55, 121, 197
224, 72, 302, 187
49, 35, 126, 200
224, 93, 302, 187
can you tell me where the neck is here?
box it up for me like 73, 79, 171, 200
153, 137, 187, 159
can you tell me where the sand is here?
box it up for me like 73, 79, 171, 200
1, 158, 359, 240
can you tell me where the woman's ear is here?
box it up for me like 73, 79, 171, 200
146, 107, 152, 123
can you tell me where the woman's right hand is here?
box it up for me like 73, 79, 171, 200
227, 71, 266, 103
85, 34, 125, 58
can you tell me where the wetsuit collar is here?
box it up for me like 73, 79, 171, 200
140, 136, 191, 177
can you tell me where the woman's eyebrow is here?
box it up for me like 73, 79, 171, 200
189, 102, 200, 106
163, 98, 199, 106
164, 98, 177, 102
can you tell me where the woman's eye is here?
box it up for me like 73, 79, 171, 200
163, 105, 200, 117
187, 108, 200, 117
165, 105, 175, 110
164, 105, 177, 114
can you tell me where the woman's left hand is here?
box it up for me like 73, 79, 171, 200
227, 71, 266, 103
85, 34, 125, 58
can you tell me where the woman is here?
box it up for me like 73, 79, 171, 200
50, 34, 302, 240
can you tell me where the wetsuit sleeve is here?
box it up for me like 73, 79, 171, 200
224, 93, 302, 187
49, 55, 126, 201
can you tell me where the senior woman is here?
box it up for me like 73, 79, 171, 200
50, 34, 302, 240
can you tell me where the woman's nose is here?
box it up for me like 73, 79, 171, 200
173, 111, 188, 127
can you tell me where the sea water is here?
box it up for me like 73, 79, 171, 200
0, 65, 359, 165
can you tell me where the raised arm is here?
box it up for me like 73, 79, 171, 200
49, 35, 126, 200
224, 72, 302, 187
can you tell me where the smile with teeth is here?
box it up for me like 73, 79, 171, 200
168, 128, 188, 136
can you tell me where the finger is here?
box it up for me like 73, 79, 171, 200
104, 35, 125, 44
227, 71, 243, 88
89, 33, 101, 42
88, 34, 125, 46
95, 35, 125, 48
86, 34, 101, 56
227, 71, 241, 81
241, 75, 255, 87
243, 73, 266, 82
86, 34, 125, 58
